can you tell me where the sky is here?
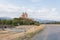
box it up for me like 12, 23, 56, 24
0, 0, 60, 21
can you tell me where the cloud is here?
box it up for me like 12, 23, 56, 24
0, 4, 20, 12
0, 4, 21, 18
0, 3, 60, 21
31, 0, 41, 3
26, 8, 60, 21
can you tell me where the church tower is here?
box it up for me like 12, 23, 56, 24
20, 12, 28, 18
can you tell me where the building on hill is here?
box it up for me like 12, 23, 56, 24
20, 12, 28, 18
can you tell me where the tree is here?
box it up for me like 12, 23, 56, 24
0, 19, 2, 25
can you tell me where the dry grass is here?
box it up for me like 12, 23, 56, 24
0, 25, 45, 40
25, 25, 45, 39
15, 25, 45, 40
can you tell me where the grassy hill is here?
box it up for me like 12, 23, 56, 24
0, 18, 40, 26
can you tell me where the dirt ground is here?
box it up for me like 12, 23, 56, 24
0, 25, 44, 40
0, 25, 33, 40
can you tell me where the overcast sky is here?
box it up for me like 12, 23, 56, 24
0, 0, 60, 21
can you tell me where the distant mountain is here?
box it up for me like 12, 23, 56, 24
0, 17, 57, 23
34, 18, 56, 23
0, 17, 12, 20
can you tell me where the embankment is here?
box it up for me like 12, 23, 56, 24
15, 25, 45, 40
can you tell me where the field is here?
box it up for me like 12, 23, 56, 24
0, 25, 45, 40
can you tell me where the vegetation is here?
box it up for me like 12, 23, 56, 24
14, 25, 45, 40
0, 18, 40, 26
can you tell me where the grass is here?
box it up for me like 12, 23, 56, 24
25, 25, 45, 40
14, 25, 45, 40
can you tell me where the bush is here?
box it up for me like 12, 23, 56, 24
0, 18, 40, 26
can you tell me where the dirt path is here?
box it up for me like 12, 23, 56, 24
0, 31, 25, 40
0, 25, 45, 40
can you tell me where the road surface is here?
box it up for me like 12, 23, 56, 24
31, 24, 60, 40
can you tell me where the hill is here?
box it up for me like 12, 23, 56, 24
34, 18, 56, 24
0, 17, 12, 20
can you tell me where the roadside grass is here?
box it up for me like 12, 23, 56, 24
25, 26, 45, 40
14, 25, 45, 40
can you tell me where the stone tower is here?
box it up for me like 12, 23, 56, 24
20, 12, 28, 18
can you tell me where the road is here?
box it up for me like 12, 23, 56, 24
31, 24, 60, 40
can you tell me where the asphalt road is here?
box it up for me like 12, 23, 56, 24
31, 24, 60, 40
